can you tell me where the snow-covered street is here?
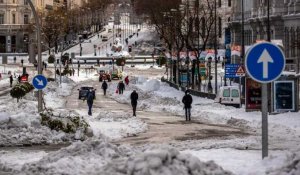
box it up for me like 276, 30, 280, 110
0, 25, 300, 175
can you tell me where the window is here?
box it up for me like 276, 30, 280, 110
231, 89, 239, 97
0, 0, 4, 3
24, 14, 29, 24
223, 89, 230, 97
228, 0, 231, 7
24, 0, 28, 5
218, 0, 221, 7
12, 13, 16, 24
0, 14, 4, 24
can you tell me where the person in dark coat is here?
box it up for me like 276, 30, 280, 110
86, 89, 95, 116
9, 75, 13, 87
117, 81, 125, 94
130, 90, 138, 116
101, 80, 108, 96
182, 90, 193, 121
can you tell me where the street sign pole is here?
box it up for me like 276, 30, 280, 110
245, 42, 285, 159
262, 83, 268, 158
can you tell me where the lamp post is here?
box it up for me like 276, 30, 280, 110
214, 0, 218, 94
207, 57, 212, 93
27, 0, 42, 112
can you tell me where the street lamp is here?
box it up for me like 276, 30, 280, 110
207, 56, 213, 93
26, 0, 42, 112
214, 0, 218, 94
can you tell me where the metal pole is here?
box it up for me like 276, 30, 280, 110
262, 0, 271, 159
27, 0, 42, 112
214, 0, 218, 94
60, 53, 62, 85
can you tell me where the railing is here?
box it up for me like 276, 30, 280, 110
0, 24, 30, 30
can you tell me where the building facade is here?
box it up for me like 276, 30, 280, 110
230, 0, 300, 72
0, 0, 85, 53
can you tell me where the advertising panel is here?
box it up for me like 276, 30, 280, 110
274, 81, 295, 112
246, 78, 261, 111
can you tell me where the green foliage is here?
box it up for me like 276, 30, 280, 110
61, 67, 72, 76
40, 111, 90, 134
10, 82, 34, 102
156, 56, 167, 66
116, 58, 126, 66
48, 55, 55, 63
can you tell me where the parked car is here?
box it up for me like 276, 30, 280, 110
102, 35, 108, 42
215, 86, 241, 108
99, 70, 111, 82
78, 87, 96, 100
108, 29, 112, 33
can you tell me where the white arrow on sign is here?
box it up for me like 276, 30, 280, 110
257, 49, 274, 79
35, 78, 44, 86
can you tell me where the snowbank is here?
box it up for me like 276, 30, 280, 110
18, 139, 129, 175
102, 147, 232, 175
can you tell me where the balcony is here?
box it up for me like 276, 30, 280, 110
0, 24, 30, 30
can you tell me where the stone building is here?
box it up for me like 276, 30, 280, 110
0, 0, 84, 53
230, 0, 300, 72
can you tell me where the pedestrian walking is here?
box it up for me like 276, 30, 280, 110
130, 90, 138, 116
182, 90, 193, 121
72, 69, 75, 76
124, 76, 129, 86
101, 80, 108, 96
9, 74, 13, 87
86, 89, 95, 116
117, 81, 125, 94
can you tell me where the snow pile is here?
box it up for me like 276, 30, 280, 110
102, 147, 232, 175
140, 79, 160, 92
90, 111, 147, 139
268, 150, 300, 175
18, 139, 129, 175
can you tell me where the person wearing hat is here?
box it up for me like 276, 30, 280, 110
182, 90, 193, 121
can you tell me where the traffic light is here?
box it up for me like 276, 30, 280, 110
57, 59, 59, 64
128, 46, 132, 52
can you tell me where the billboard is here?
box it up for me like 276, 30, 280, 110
274, 81, 295, 112
246, 78, 261, 111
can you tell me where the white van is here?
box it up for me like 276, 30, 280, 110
215, 86, 241, 107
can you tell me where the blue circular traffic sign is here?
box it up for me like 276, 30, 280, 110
245, 42, 285, 83
32, 75, 48, 90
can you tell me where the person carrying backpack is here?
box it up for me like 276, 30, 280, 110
182, 90, 193, 121
130, 90, 139, 116
101, 80, 108, 96
86, 89, 95, 116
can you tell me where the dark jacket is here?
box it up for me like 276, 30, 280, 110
182, 94, 193, 108
87, 91, 94, 105
118, 82, 125, 90
130, 91, 138, 105
101, 81, 108, 90
9, 75, 13, 82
